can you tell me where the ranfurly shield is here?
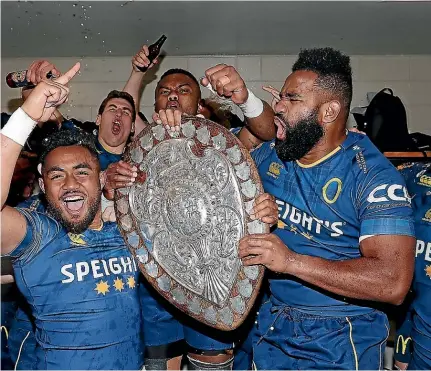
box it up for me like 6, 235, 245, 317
114, 115, 267, 330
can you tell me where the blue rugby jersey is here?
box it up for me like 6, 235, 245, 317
9, 136, 124, 369
8, 209, 143, 370
251, 132, 415, 315
395, 162, 431, 367
95, 139, 122, 171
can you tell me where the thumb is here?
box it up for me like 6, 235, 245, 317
200, 77, 216, 94
55, 62, 81, 85
152, 112, 160, 122
200, 77, 210, 87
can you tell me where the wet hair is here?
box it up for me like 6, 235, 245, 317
156, 68, 201, 99
97, 90, 136, 122
292, 47, 353, 110
39, 129, 99, 170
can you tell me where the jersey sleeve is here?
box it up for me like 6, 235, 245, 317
356, 163, 415, 238
7, 208, 61, 264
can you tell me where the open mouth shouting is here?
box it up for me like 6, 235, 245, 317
274, 116, 287, 140
166, 101, 180, 109
61, 192, 86, 216
112, 119, 122, 135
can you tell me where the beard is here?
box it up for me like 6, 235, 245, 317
274, 108, 324, 162
46, 187, 102, 234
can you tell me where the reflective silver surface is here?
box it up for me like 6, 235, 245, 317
116, 117, 268, 330
129, 139, 245, 306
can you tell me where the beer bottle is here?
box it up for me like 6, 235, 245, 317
6, 70, 53, 88
137, 35, 167, 72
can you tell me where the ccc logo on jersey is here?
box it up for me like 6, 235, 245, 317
322, 178, 342, 204
366, 184, 410, 204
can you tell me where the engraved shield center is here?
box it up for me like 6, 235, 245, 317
129, 139, 245, 306
164, 185, 209, 237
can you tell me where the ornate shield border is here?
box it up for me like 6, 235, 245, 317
114, 115, 268, 330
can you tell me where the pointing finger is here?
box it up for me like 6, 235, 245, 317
55, 62, 81, 85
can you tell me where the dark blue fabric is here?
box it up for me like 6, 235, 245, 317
396, 162, 431, 369
251, 132, 414, 314
252, 300, 389, 370
7, 210, 143, 370
139, 279, 233, 351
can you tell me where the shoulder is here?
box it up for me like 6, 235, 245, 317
344, 133, 403, 182
15, 208, 61, 231
250, 140, 275, 166
9, 209, 64, 262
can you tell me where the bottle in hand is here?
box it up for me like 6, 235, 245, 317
137, 35, 167, 72
6, 70, 53, 88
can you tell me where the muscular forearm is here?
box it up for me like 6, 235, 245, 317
244, 101, 275, 141
289, 253, 411, 305
123, 70, 145, 108
1, 110, 35, 208
1, 137, 23, 207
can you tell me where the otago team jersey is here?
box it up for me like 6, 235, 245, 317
7, 209, 143, 370
251, 132, 415, 315
395, 162, 431, 369
95, 139, 122, 171
8, 137, 123, 369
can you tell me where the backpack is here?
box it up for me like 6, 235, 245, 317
352, 88, 416, 152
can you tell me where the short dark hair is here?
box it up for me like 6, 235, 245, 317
159, 68, 200, 87
98, 90, 136, 122
156, 68, 201, 99
39, 129, 99, 170
292, 47, 353, 110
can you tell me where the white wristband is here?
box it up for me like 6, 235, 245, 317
0, 107, 37, 146
203, 83, 264, 118
238, 89, 264, 118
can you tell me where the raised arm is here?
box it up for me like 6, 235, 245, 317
24, 60, 64, 127
202, 64, 276, 150
1, 63, 80, 254
123, 45, 158, 135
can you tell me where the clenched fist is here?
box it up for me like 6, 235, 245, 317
202, 64, 248, 105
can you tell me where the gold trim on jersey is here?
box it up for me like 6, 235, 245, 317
296, 146, 341, 168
